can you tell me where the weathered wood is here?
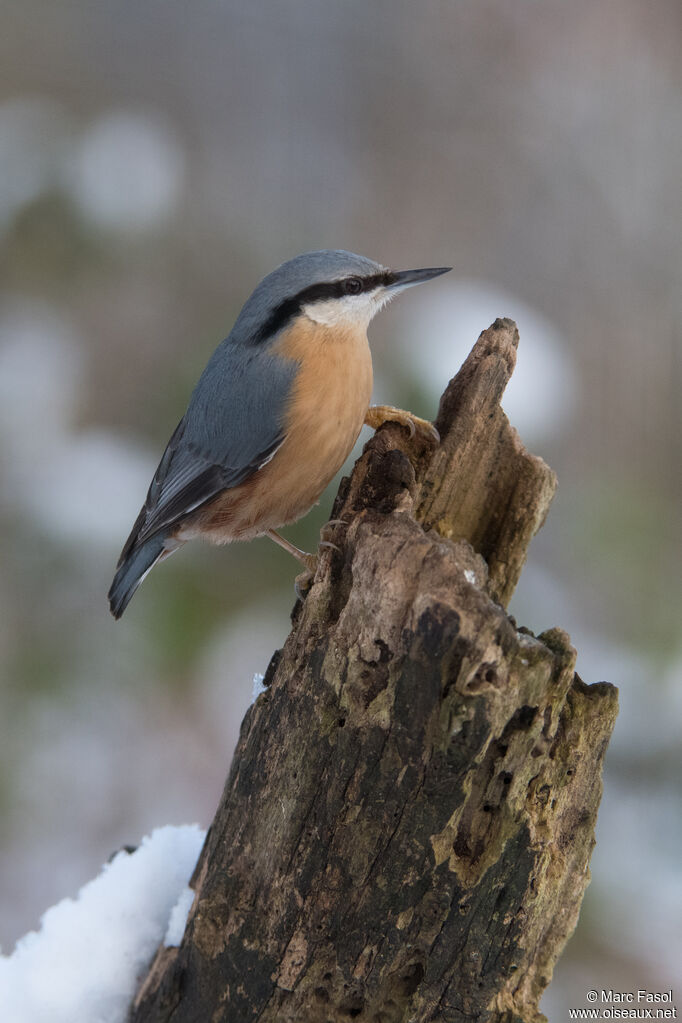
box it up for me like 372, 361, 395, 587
130, 319, 617, 1023
418, 318, 557, 607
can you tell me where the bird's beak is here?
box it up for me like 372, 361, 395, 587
386, 266, 452, 292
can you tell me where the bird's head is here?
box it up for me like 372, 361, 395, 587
231, 250, 451, 344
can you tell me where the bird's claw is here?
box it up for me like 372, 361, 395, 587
320, 518, 347, 548
389, 411, 439, 443
404, 414, 440, 444
294, 569, 315, 600
364, 404, 439, 444
294, 534, 344, 600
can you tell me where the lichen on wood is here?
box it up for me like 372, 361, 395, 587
130, 318, 617, 1023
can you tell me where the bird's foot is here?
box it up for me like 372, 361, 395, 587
320, 518, 348, 547
364, 404, 440, 443
325, 518, 349, 530
266, 529, 316, 568
294, 536, 343, 597
294, 569, 315, 600
267, 529, 342, 599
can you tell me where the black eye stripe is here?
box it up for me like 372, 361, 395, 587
295, 271, 393, 304
254, 271, 395, 343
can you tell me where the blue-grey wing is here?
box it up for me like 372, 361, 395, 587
119, 344, 297, 560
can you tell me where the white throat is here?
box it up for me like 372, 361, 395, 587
302, 290, 392, 329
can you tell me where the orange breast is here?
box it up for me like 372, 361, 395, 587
186, 317, 373, 543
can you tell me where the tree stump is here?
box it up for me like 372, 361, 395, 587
130, 318, 618, 1023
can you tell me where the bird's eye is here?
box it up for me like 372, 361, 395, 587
344, 277, 363, 295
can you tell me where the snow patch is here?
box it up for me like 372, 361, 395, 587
164, 886, 196, 948
252, 671, 267, 703
0, 824, 205, 1023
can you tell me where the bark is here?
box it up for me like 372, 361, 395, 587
130, 318, 618, 1023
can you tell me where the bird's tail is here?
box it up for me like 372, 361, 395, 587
108, 535, 167, 619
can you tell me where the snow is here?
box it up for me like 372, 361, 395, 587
0, 824, 205, 1023
164, 886, 196, 948
252, 671, 267, 702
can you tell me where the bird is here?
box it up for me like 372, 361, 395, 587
108, 250, 450, 618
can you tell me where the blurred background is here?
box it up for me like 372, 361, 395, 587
0, 0, 680, 1013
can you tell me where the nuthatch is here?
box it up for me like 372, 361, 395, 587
108, 250, 450, 618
